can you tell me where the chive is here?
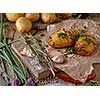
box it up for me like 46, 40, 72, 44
0, 13, 3, 42
0, 57, 10, 80
13, 66, 26, 83
0, 14, 29, 84
2, 49, 15, 77
11, 48, 28, 78
3, 19, 7, 44
0, 53, 8, 61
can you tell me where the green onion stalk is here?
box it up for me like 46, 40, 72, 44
0, 13, 29, 85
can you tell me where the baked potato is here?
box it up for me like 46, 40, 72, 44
6, 13, 24, 22
41, 13, 56, 24
25, 13, 40, 22
48, 28, 78, 48
75, 34, 96, 56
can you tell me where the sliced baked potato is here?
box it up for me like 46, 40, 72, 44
48, 28, 78, 48
75, 34, 97, 56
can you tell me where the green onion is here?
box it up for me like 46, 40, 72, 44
0, 14, 3, 42
0, 13, 29, 85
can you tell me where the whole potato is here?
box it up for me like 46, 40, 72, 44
56, 13, 72, 19
16, 17, 32, 33
41, 13, 56, 24
25, 13, 40, 22
6, 13, 24, 22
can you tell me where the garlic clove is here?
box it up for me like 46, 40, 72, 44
52, 55, 65, 64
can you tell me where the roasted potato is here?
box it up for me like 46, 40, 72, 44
25, 13, 40, 22
48, 28, 78, 48
6, 13, 24, 22
75, 34, 96, 56
16, 17, 32, 33
41, 13, 56, 24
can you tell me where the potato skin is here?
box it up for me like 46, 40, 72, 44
6, 13, 24, 22
75, 34, 96, 56
15, 17, 32, 33
25, 13, 40, 22
48, 28, 78, 48
41, 13, 56, 24
56, 13, 72, 19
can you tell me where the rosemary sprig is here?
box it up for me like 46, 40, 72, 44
19, 34, 55, 77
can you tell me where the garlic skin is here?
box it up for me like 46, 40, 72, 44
20, 47, 32, 57
52, 55, 65, 64
47, 47, 65, 64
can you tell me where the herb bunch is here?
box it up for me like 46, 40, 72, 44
0, 14, 29, 85
19, 34, 55, 77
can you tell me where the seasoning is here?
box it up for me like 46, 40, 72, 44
84, 38, 96, 45
58, 32, 66, 38
65, 46, 75, 55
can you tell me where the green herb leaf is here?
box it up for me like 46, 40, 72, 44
68, 31, 72, 35
0, 14, 29, 85
65, 46, 75, 55
79, 34, 86, 37
74, 34, 86, 41
84, 38, 96, 45
58, 32, 66, 38
73, 34, 80, 41
90, 80, 99, 86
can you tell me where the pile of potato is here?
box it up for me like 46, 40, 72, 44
6, 13, 73, 33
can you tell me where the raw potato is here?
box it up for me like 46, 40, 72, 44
56, 13, 73, 19
41, 13, 56, 24
16, 17, 32, 33
25, 13, 40, 22
48, 28, 78, 48
6, 13, 24, 22
75, 34, 97, 56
